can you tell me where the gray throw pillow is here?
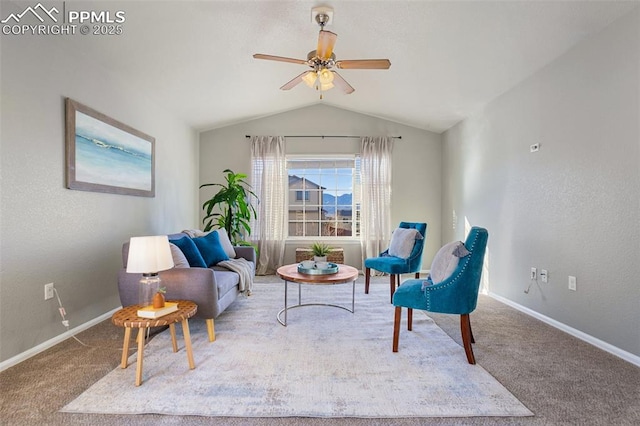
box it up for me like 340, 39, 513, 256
215, 229, 236, 259
169, 243, 190, 268
388, 228, 423, 258
429, 241, 470, 283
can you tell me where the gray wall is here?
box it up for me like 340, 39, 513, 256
199, 104, 442, 269
0, 26, 199, 362
442, 10, 640, 357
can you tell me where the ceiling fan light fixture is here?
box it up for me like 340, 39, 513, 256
318, 68, 334, 85
319, 82, 334, 91
253, 6, 390, 96
302, 71, 317, 88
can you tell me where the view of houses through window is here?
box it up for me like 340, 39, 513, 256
287, 156, 360, 238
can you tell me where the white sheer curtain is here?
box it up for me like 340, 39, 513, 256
360, 136, 394, 271
250, 136, 286, 275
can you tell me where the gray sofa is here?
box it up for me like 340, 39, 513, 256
117, 232, 256, 342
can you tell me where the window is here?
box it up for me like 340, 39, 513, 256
287, 156, 360, 238
296, 190, 310, 201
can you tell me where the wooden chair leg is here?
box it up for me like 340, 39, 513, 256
407, 308, 413, 331
414, 272, 420, 279
389, 274, 396, 303
460, 314, 476, 364
470, 321, 475, 344
365, 268, 371, 294
393, 306, 402, 352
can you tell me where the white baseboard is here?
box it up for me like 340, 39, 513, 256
0, 307, 121, 372
488, 292, 640, 368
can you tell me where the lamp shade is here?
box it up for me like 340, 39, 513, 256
126, 235, 174, 274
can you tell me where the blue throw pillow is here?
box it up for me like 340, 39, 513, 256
193, 231, 229, 267
169, 236, 207, 268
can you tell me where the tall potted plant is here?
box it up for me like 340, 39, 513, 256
200, 169, 258, 246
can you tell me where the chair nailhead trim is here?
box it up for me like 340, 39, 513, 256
423, 231, 482, 311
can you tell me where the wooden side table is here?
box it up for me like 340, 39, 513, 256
111, 300, 197, 386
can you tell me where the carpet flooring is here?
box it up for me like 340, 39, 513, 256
60, 282, 532, 418
1, 276, 639, 425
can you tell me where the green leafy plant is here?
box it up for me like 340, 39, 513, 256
200, 169, 258, 246
310, 242, 332, 257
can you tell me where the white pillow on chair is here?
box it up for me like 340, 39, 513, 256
388, 228, 423, 259
429, 241, 470, 283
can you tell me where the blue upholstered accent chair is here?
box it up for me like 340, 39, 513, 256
365, 222, 427, 303
392, 227, 488, 364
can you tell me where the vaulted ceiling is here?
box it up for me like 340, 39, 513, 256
47, 1, 637, 133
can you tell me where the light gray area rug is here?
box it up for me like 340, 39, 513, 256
62, 281, 533, 418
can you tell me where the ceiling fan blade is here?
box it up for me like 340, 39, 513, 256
253, 54, 307, 65
280, 71, 309, 90
316, 30, 337, 60
336, 59, 391, 69
331, 71, 355, 94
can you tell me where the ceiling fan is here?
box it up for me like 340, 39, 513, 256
253, 8, 391, 97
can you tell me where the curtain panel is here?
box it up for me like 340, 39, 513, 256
250, 136, 286, 275
360, 136, 394, 271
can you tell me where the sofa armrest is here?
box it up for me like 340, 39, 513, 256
234, 246, 256, 265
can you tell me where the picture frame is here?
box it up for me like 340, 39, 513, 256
65, 98, 155, 197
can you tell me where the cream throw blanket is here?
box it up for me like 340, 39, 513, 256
218, 258, 254, 295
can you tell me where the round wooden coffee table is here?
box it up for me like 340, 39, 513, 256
111, 300, 197, 386
276, 264, 359, 326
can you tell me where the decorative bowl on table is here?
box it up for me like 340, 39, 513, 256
298, 262, 339, 275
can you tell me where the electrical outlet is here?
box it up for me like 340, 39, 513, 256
540, 269, 548, 283
568, 276, 577, 291
530, 267, 537, 280
44, 283, 54, 300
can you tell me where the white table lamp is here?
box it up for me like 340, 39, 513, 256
126, 235, 174, 307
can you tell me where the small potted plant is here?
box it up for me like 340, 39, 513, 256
310, 242, 332, 262
152, 287, 166, 309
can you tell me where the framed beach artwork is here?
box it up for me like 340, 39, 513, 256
65, 98, 155, 197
